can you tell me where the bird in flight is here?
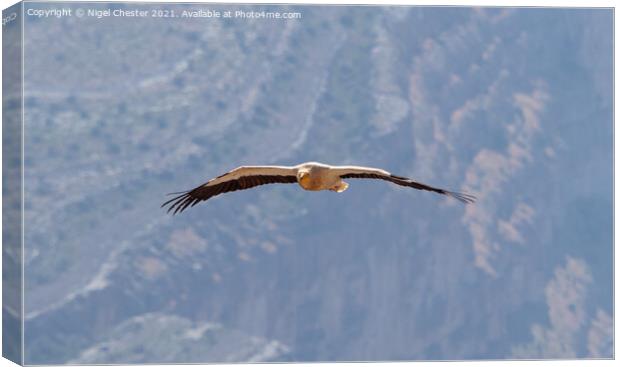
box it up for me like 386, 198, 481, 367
162, 162, 475, 214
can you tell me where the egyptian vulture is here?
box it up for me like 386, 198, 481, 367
162, 161, 475, 214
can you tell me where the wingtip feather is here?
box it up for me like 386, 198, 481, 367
162, 192, 193, 214
447, 191, 477, 204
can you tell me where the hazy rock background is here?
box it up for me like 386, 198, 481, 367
9, 3, 612, 363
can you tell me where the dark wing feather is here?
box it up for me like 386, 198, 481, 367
162, 174, 298, 215
339, 172, 476, 204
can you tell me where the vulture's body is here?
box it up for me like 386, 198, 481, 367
163, 161, 475, 214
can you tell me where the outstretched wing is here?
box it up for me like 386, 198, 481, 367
333, 165, 476, 204
162, 166, 298, 214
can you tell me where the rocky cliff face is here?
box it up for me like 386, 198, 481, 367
13, 4, 612, 363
